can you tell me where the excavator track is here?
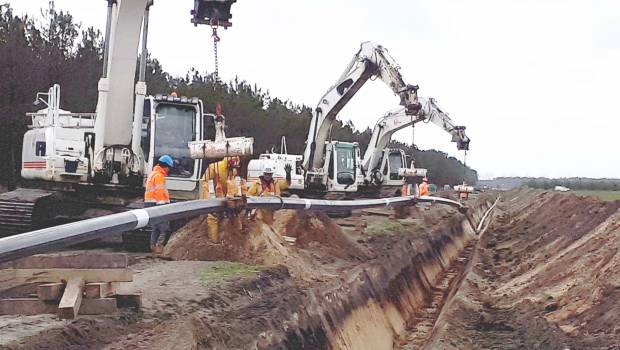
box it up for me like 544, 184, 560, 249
0, 189, 56, 238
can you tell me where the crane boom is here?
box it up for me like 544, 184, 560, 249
302, 42, 420, 172
361, 97, 470, 174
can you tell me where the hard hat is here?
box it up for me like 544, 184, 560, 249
422, 177, 428, 182
158, 155, 174, 168
262, 160, 275, 174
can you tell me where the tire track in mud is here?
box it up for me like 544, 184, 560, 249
398, 239, 478, 349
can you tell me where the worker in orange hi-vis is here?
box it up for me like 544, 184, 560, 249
144, 155, 174, 254
419, 177, 430, 196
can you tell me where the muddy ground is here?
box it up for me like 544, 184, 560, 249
1, 190, 619, 350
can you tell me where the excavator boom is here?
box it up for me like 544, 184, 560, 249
362, 97, 470, 179
302, 42, 420, 172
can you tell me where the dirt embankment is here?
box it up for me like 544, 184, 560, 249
428, 190, 620, 349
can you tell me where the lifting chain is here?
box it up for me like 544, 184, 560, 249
462, 150, 468, 184
211, 24, 221, 81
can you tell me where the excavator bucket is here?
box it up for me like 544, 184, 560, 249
191, 0, 236, 27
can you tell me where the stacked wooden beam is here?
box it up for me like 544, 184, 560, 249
0, 253, 141, 319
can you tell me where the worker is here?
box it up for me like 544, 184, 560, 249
248, 164, 278, 197
247, 162, 291, 224
419, 177, 430, 196
144, 155, 174, 254
247, 162, 292, 197
226, 157, 247, 198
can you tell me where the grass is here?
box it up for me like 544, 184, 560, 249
199, 261, 260, 285
571, 190, 620, 201
365, 219, 418, 237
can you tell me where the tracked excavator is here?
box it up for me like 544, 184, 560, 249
359, 97, 470, 196
0, 0, 244, 237
247, 42, 420, 198
303, 42, 421, 198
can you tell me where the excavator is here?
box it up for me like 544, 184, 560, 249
255, 41, 469, 199
0, 0, 242, 237
359, 97, 470, 196
261, 42, 421, 198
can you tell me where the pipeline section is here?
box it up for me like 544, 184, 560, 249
0, 195, 466, 264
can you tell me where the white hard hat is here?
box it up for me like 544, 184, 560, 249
263, 160, 275, 174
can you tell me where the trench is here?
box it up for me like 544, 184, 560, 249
256, 197, 494, 350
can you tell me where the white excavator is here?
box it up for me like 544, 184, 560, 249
0, 0, 244, 236
252, 42, 420, 198
359, 97, 470, 196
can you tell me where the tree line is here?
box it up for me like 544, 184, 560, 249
525, 178, 620, 191
0, 5, 477, 190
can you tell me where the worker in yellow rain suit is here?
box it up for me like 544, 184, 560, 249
225, 157, 247, 198
247, 162, 291, 224
200, 157, 230, 242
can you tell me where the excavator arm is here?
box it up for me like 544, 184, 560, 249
361, 97, 470, 174
302, 42, 420, 172
418, 97, 470, 151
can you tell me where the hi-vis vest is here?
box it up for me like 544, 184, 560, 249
419, 182, 429, 196
144, 165, 170, 204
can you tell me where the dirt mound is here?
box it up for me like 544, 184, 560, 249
428, 190, 620, 349
162, 210, 371, 281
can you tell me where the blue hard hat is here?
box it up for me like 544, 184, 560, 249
158, 155, 174, 168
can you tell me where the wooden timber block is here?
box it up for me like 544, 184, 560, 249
114, 294, 142, 308
58, 277, 84, 319
0, 298, 118, 316
0, 253, 128, 269
0, 268, 133, 284
37, 283, 65, 301
84, 282, 119, 299
79, 298, 118, 315
0, 298, 57, 315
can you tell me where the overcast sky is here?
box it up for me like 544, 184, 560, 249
9, 0, 620, 179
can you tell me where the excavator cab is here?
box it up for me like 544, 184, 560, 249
324, 141, 362, 192
382, 149, 407, 182
191, 0, 236, 27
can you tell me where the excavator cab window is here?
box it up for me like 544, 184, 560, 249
334, 144, 356, 185
202, 113, 216, 141
154, 104, 196, 178
388, 152, 403, 180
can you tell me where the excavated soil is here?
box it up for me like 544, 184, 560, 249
427, 190, 620, 350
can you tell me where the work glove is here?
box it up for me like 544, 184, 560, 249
284, 163, 292, 183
